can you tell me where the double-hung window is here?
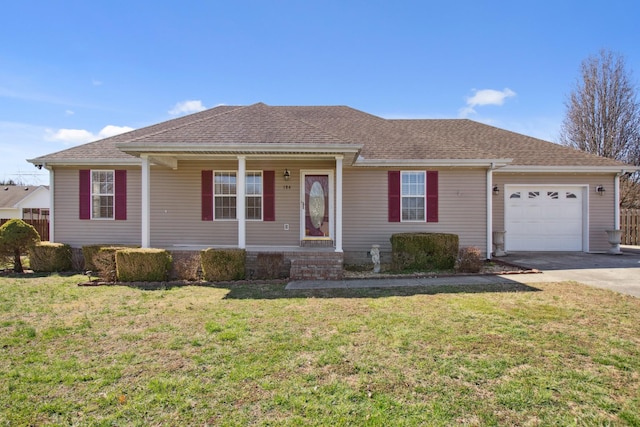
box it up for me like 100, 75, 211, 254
245, 171, 263, 220
91, 170, 114, 219
401, 171, 425, 221
214, 172, 237, 220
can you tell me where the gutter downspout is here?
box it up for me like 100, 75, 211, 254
487, 163, 495, 260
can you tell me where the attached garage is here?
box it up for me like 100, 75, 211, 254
504, 185, 587, 251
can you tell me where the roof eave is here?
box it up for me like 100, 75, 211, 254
353, 158, 513, 168
497, 165, 640, 173
27, 158, 142, 167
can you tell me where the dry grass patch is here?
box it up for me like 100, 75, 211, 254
0, 276, 639, 425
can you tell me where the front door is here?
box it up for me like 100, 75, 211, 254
302, 173, 331, 239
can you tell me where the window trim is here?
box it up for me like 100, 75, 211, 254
91, 169, 115, 220
400, 171, 426, 222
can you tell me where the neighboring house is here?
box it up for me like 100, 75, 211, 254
0, 185, 50, 220
28, 103, 638, 277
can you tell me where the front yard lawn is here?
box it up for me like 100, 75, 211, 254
0, 275, 639, 425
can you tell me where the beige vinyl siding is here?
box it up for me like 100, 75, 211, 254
53, 167, 141, 247
493, 173, 616, 252
342, 167, 488, 258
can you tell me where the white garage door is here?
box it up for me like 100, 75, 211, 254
505, 186, 584, 251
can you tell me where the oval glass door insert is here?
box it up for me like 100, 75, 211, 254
309, 181, 325, 229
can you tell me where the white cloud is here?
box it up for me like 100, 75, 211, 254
92, 79, 103, 86
65, 110, 75, 116
459, 88, 516, 117
45, 125, 134, 146
169, 100, 206, 116
97, 125, 134, 138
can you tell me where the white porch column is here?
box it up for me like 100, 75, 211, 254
237, 156, 246, 249
335, 155, 343, 252
486, 165, 494, 259
141, 156, 150, 248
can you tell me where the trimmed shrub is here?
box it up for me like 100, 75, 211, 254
93, 247, 131, 282
456, 246, 483, 273
116, 248, 172, 282
82, 244, 138, 271
0, 219, 40, 273
29, 242, 73, 272
391, 232, 459, 271
201, 248, 246, 281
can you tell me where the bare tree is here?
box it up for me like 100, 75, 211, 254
560, 49, 640, 207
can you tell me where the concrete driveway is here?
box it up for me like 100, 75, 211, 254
500, 246, 640, 297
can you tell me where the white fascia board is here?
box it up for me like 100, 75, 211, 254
497, 165, 640, 174
27, 158, 141, 167
116, 142, 363, 154
353, 158, 513, 168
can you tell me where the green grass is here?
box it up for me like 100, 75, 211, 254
0, 274, 639, 425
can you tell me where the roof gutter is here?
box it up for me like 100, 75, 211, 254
27, 158, 142, 167
497, 165, 640, 173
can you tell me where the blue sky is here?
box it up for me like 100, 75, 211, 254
2, 0, 639, 184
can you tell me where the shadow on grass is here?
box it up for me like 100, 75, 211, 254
219, 281, 542, 299
116, 280, 541, 299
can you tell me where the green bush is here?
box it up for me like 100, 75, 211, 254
391, 232, 459, 271
0, 219, 41, 273
29, 242, 73, 272
201, 248, 246, 281
456, 246, 483, 273
116, 248, 172, 282
82, 244, 138, 271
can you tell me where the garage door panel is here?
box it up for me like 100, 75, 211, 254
505, 186, 584, 252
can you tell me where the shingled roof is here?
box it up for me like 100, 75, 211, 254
29, 103, 629, 169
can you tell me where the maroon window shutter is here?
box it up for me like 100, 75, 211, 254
388, 171, 401, 222
202, 170, 213, 221
426, 171, 438, 223
263, 170, 275, 221
114, 170, 127, 220
79, 170, 91, 220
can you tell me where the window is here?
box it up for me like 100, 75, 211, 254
401, 171, 425, 221
214, 172, 237, 220
245, 172, 263, 220
92, 170, 114, 219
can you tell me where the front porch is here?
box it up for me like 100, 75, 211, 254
169, 245, 344, 281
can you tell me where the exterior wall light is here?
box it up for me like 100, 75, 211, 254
596, 185, 605, 195
283, 169, 291, 181
492, 185, 499, 195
